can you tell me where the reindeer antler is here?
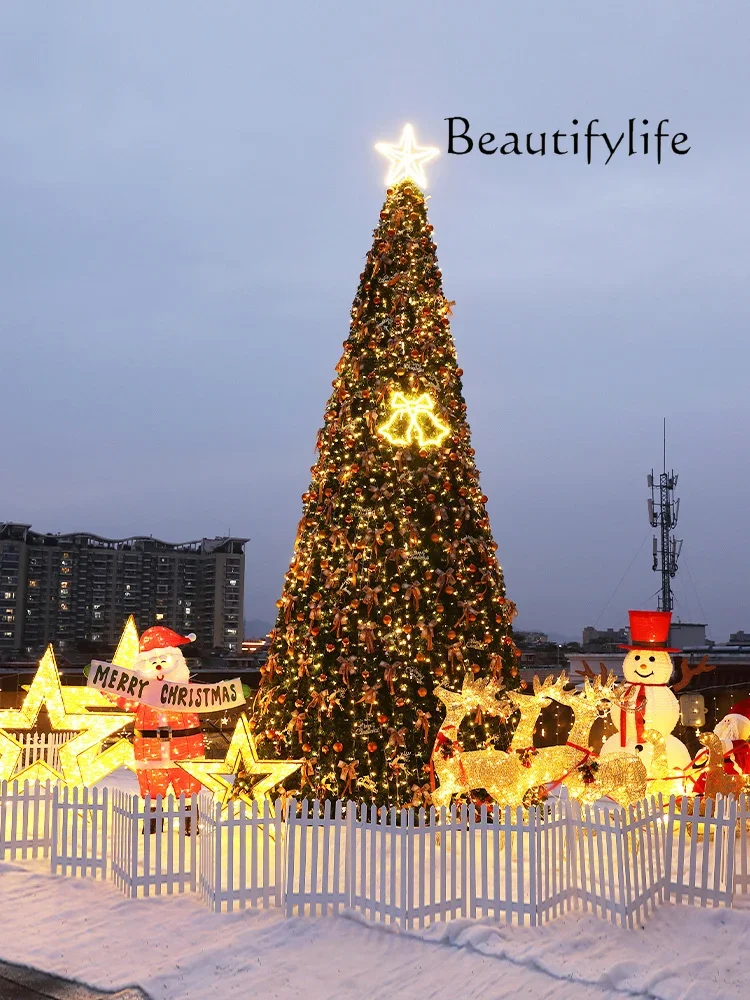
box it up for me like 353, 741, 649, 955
532, 673, 572, 704
672, 655, 716, 692
461, 673, 504, 697
575, 659, 609, 683
532, 673, 556, 698
585, 670, 618, 698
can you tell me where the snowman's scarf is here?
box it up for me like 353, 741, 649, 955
620, 682, 669, 746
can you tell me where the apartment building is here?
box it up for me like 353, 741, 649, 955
0, 523, 247, 654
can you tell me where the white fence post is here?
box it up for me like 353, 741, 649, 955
51, 785, 108, 879
110, 791, 198, 898
734, 794, 750, 895
665, 793, 736, 907
0, 780, 53, 860
198, 792, 286, 913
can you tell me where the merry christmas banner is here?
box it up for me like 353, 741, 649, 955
88, 661, 246, 713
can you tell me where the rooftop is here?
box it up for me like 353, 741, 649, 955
0, 522, 249, 554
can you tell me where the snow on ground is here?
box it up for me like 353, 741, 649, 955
0, 855, 747, 1000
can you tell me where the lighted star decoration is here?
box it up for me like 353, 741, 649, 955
378, 390, 450, 448
0, 644, 135, 786
375, 123, 439, 188
176, 713, 303, 810
111, 614, 140, 671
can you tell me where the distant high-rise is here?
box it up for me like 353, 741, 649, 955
0, 523, 247, 654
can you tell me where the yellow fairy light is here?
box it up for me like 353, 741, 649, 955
176, 713, 303, 810
0, 730, 23, 782
430, 672, 679, 811
0, 645, 134, 785
375, 123, 439, 188
377, 391, 450, 449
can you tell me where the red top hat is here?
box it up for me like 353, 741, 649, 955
619, 610, 680, 652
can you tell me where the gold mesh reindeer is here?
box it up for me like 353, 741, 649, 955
431, 674, 510, 808
699, 731, 745, 800
432, 671, 649, 809
539, 673, 647, 806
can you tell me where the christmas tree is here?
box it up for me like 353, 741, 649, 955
254, 125, 519, 806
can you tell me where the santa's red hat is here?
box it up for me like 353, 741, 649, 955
714, 699, 750, 745
139, 626, 196, 653
619, 610, 680, 653
728, 698, 750, 721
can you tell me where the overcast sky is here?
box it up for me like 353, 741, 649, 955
2, 2, 748, 641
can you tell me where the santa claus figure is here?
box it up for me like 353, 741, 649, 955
600, 610, 692, 775
692, 698, 750, 794
114, 626, 205, 799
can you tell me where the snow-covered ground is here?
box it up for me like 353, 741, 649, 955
0, 853, 746, 1000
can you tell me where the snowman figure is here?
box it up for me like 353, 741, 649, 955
600, 610, 691, 776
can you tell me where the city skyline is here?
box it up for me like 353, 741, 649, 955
2, 4, 748, 644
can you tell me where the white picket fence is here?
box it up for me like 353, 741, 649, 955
567, 797, 667, 928
200, 792, 285, 912
11, 732, 73, 774
0, 780, 53, 860
3, 780, 750, 929
51, 785, 109, 879
733, 795, 750, 894
111, 791, 198, 897
665, 794, 737, 907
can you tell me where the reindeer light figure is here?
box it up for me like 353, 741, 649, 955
532, 672, 646, 806
698, 732, 745, 800
431, 674, 510, 808
432, 671, 653, 809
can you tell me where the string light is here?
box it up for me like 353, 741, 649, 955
0, 645, 134, 785
430, 672, 691, 809
377, 391, 450, 449
252, 137, 519, 806
176, 714, 303, 810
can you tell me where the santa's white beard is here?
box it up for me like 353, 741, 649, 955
715, 714, 743, 750
134, 646, 190, 683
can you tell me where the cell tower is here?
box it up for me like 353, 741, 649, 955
647, 419, 682, 612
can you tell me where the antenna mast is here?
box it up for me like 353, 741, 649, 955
647, 418, 682, 612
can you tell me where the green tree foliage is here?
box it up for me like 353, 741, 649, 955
254, 180, 519, 805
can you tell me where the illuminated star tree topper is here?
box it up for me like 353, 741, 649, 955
375, 123, 439, 188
